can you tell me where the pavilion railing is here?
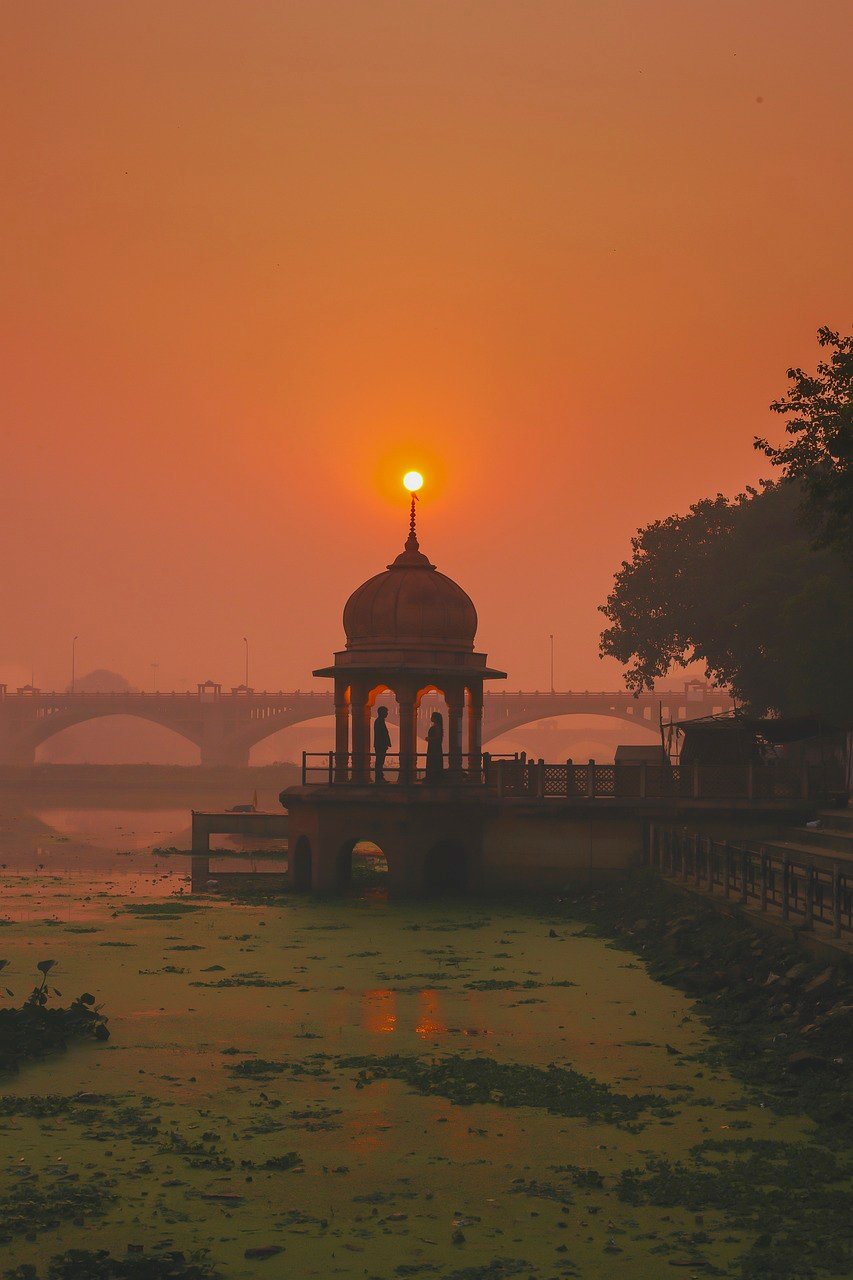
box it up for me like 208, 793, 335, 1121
300, 751, 518, 786
648, 823, 852, 938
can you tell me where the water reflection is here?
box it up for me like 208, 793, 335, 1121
36, 807, 189, 850
415, 988, 447, 1039
0, 804, 287, 903
362, 988, 397, 1034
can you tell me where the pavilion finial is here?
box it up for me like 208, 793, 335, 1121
406, 493, 419, 550
402, 471, 423, 551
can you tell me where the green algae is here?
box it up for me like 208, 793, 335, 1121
617, 1137, 852, 1280
259, 1151, 303, 1170
564, 872, 853, 1145
236, 1052, 673, 1126
5, 860, 846, 1280
189, 974, 295, 988
4, 1249, 221, 1279
0, 1172, 116, 1242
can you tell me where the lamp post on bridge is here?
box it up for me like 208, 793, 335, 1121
151, 662, 159, 693
71, 635, 78, 693
549, 634, 555, 695
243, 637, 249, 688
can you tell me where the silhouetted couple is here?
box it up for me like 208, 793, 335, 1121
373, 707, 444, 783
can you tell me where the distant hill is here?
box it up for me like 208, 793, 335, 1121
66, 669, 138, 693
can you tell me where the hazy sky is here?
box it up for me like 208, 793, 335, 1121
3, 1, 851, 695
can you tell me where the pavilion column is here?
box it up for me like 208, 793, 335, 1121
334, 683, 350, 783
350, 684, 371, 785
466, 685, 483, 779
447, 687, 465, 781
397, 688, 417, 786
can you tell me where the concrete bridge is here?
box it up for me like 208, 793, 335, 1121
0, 681, 731, 767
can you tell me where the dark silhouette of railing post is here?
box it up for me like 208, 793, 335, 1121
723, 842, 732, 898
760, 848, 769, 912
782, 859, 791, 922
587, 758, 595, 798
833, 865, 843, 939
804, 866, 815, 930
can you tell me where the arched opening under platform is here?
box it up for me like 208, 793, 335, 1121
336, 838, 390, 892
423, 839, 470, 895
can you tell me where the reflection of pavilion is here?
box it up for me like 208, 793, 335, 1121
312, 497, 505, 785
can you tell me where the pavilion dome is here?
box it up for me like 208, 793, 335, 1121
343, 531, 478, 654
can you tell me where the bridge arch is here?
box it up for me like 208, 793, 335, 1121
29, 709, 204, 762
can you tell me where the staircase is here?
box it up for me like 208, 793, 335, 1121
763, 808, 853, 865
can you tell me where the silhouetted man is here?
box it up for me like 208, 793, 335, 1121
373, 705, 391, 782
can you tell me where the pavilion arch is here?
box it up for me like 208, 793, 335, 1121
292, 835, 313, 892
423, 839, 470, 895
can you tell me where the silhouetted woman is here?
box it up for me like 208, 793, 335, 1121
425, 711, 444, 784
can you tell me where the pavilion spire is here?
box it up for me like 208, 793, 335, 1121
405, 492, 420, 551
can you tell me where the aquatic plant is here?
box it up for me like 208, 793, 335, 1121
617, 1137, 852, 1280
0, 961, 109, 1075
3, 1247, 221, 1279
566, 871, 853, 1144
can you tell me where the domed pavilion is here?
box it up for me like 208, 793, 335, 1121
313, 496, 506, 785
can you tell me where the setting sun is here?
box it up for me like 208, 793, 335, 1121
403, 471, 424, 493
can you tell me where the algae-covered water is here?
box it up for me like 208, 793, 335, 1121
0, 809, 834, 1279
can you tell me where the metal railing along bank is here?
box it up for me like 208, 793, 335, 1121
648, 824, 852, 938
492, 758, 831, 801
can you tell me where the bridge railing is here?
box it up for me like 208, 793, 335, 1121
649, 824, 852, 938
493, 758, 835, 801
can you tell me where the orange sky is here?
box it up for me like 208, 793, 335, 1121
2, 1, 852, 695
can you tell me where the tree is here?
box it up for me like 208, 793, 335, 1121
755, 327, 853, 563
598, 482, 853, 724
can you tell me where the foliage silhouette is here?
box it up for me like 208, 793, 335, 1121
756, 326, 853, 563
599, 481, 852, 721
